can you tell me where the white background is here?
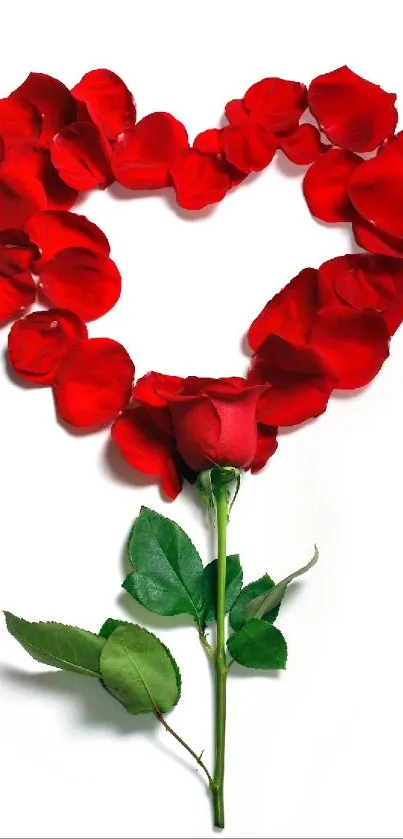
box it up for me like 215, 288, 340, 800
1, 2, 403, 837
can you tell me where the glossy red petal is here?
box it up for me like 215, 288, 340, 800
8, 308, 88, 384
221, 120, 276, 173
0, 271, 36, 323
54, 338, 134, 428
278, 124, 329, 165
319, 254, 399, 310
133, 371, 184, 408
51, 121, 112, 190
3, 143, 79, 212
248, 268, 322, 350
25, 210, 110, 265
39, 247, 121, 321
170, 149, 231, 210
111, 406, 182, 499
250, 423, 278, 473
72, 69, 136, 139
348, 139, 403, 238
353, 216, 403, 258
0, 172, 47, 230
303, 148, 362, 222
244, 77, 307, 133
112, 113, 189, 189
249, 336, 334, 426
0, 96, 42, 141
308, 66, 397, 152
193, 129, 222, 154
311, 306, 390, 389
225, 99, 249, 126
0, 229, 39, 275
11, 73, 77, 145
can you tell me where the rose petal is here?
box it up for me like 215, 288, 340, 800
0, 95, 42, 141
248, 268, 321, 350
11, 73, 77, 145
72, 69, 136, 139
51, 121, 112, 190
250, 423, 278, 473
25, 210, 110, 265
0, 229, 39, 275
54, 337, 134, 428
278, 124, 329, 165
2, 143, 78, 211
0, 172, 47, 230
244, 77, 307, 133
111, 406, 182, 499
0, 271, 36, 322
353, 216, 403, 258
303, 148, 362, 222
133, 371, 184, 408
8, 308, 88, 384
170, 149, 231, 210
39, 247, 121, 321
221, 120, 276, 173
112, 112, 189, 189
319, 253, 400, 310
348, 138, 403, 238
308, 66, 397, 152
225, 99, 249, 125
193, 129, 222, 154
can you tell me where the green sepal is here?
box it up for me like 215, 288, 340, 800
201, 554, 243, 625
227, 619, 287, 670
244, 546, 319, 622
229, 575, 279, 631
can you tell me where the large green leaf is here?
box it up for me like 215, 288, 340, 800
202, 555, 243, 625
229, 575, 279, 631
100, 624, 181, 715
244, 547, 319, 622
124, 506, 204, 619
4, 612, 105, 677
227, 619, 287, 670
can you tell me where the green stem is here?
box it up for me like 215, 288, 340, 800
212, 480, 228, 829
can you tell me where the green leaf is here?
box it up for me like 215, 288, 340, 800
202, 555, 243, 624
99, 618, 133, 639
244, 546, 319, 623
229, 575, 279, 631
100, 624, 181, 715
4, 612, 105, 677
227, 619, 287, 670
124, 506, 204, 619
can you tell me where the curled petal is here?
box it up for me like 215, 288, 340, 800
248, 268, 322, 350
51, 121, 112, 190
303, 148, 362, 222
54, 338, 134, 428
308, 66, 397, 152
111, 406, 182, 500
353, 216, 403, 258
250, 423, 278, 473
25, 210, 110, 265
0, 271, 36, 323
225, 99, 249, 125
221, 120, 276, 173
133, 371, 184, 408
11, 72, 77, 145
244, 77, 307, 133
278, 124, 329, 165
170, 149, 231, 210
8, 308, 87, 385
193, 129, 222, 154
0, 96, 42, 141
0, 172, 46, 230
39, 247, 121, 321
112, 112, 189, 189
72, 69, 136, 139
348, 138, 403, 238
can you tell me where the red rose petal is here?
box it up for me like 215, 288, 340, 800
353, 216, 403, 258
0, 96, 42, 142
39, 247, 121, 321
112, 112, 189, 190
72, 69, 136, 139
0, 271, 36, 323
170, 149, 231, 210
311, 306, 390, 389
51, 121, 112, 190
221, 120, 276, 173
248, 268, 321, 350
8, 308, 88, 385
225, 99, 249, 126
308, 66, 397, 152
303, 148, 362, 222
348, 138, 403, 238
11, 73, 77, 146
54, 337, 134, 428
0, 172, 47, 230
244, 77, 307, 133
25, 210, 110, 265
193, 129, 223, 155
3, 143, 78, 212
250, 423, 278, 473
278, 124, 329, 165
133, 371, 184, 408
0, 229, 39, 275
111, 406, 182, 499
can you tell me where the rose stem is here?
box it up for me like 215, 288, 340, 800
212, 476, 228, 829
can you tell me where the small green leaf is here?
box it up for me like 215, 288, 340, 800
4, 612, 105, 677
124, 506, 204, 619
99, 618, 133, 639
229, 575, 279, 631
227, 619, 287, 670
202, 555, 243, 625
100, 624, 181, 715
244, 546, 319, 623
